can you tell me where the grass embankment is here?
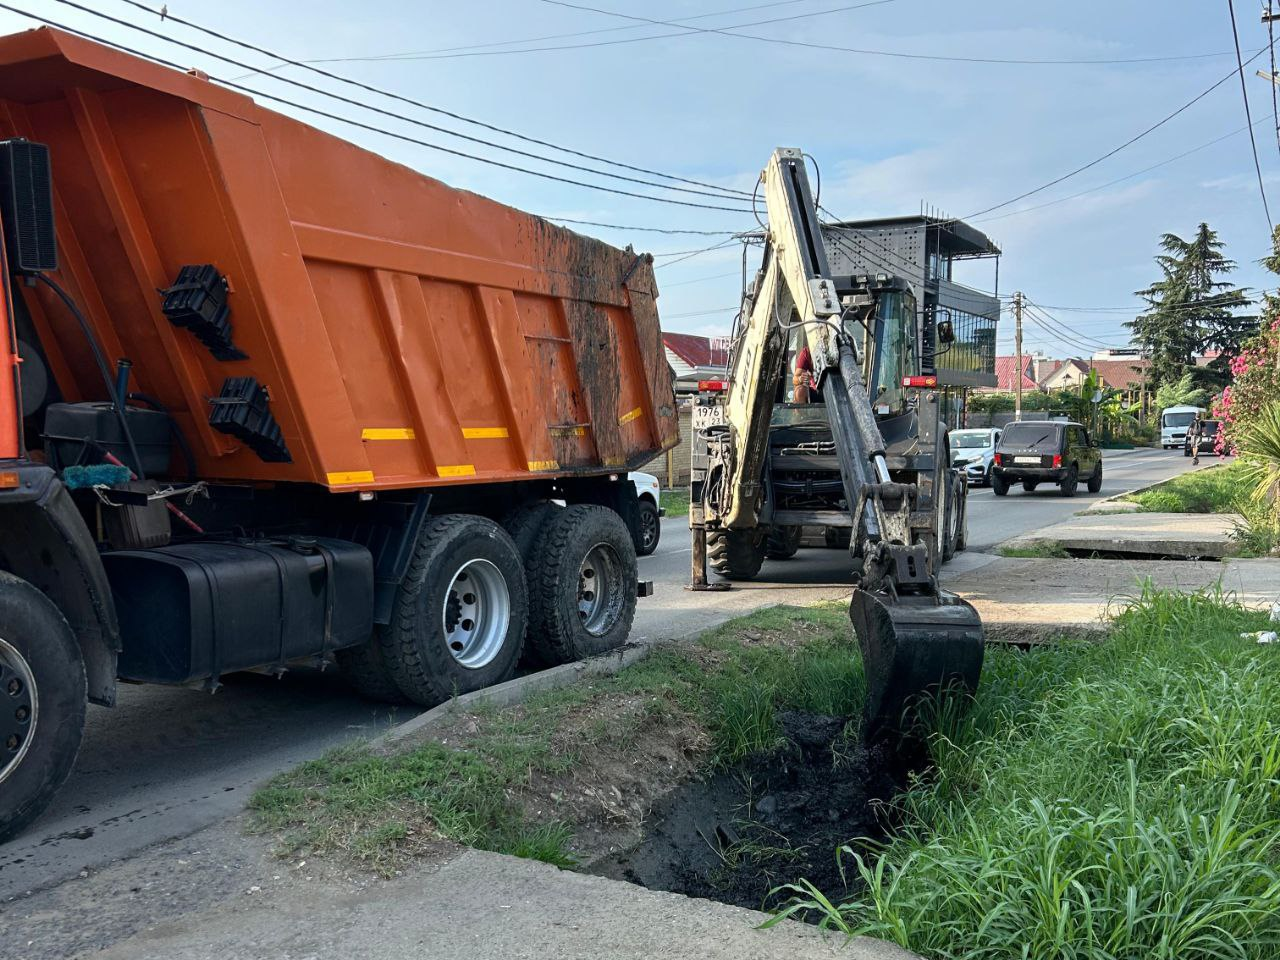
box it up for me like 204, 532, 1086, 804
661, 488, 690, 518
250, 604, 862, 874
997, 541, 1070, 559
1127, 461, 1277, 556
775, 585, 1280, 959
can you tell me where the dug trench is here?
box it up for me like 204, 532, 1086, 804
249, 602, 929, 916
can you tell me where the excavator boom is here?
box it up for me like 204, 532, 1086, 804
691, 148, 983, 732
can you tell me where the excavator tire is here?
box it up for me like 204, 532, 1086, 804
765, 525, 802, 560
708, 528, 766, 580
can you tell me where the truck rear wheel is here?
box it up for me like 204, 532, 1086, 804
527, 505, 638, 665
379, 514, 527, 706
0, 571, 86, 843
708, 528, 766, 580
765, 525, 802, 560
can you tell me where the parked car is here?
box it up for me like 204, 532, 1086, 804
950, 427, 1002, 486
992, 420, 1103, 497
1183, 417, 1222, 457
628, 472, 663, 556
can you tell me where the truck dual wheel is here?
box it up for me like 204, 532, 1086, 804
378, 514, 528, 707
765, 525, 802, 560
707, 528, 767, 580
526, 505, 638, 665
0, 571, 86, 844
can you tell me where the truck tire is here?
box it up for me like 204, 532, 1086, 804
0, 571, 86, 844
378, 514, 528, 706
708, 528, 766, 580
765, 525, 801, 560
635, 498, 661, 557
823, 526, 852, 550
502, 501, 559, 559
336, 640, 410, 704
526, 505, 638, 665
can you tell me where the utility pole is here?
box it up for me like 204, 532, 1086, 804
1013, 291, 1024, 421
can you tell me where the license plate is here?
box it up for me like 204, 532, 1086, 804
1014, 456, 1041, 464
692, 404, 726, 430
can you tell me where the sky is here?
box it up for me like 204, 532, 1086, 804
6, 0, 1279, 360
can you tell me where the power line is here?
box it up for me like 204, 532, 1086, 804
963, 47, 1269, 221
531, 0, 1246, 67
12, 4, 753, 214
541, 217, 739, 235
660, 271, 743, 287
284, 0, 816, 64
105, 0, 754, 200
1023, 301, 1123, 348
973, 116, 1273, 224
1227, 0, 1273, 231
1269, 1, 1280, 159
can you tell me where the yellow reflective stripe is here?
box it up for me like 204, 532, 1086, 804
549, 426, 586, 438
602, 456, 626, 466
618, 407, 643, 425
362, 427, 415, 440
438, 464, 477, 477
527, 460, 559, 471
327, 470, 375, 485
461, 426, 510, 439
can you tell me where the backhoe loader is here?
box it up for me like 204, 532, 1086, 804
689, 148, 984, 732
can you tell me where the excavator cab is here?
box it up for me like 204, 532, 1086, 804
689, 148, 983, 735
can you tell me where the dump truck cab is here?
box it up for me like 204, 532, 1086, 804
0, 27, 677, 843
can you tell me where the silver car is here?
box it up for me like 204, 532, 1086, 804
950, 428, 1002, 487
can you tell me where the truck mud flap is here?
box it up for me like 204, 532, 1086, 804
851, 588, 983, 735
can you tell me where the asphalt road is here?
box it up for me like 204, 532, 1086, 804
0, 446, 1203, 902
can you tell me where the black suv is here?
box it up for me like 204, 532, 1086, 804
991, 420, 1102, 497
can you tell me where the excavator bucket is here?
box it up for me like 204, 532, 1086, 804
851, 588, 984, 734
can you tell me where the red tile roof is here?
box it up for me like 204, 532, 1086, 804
993, 355, 1037, 390
662, 332, 729, 367
1090, 358, 1149, 390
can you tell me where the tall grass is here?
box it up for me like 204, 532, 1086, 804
771, 584, 1280, 960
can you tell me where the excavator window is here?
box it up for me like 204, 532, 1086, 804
869, 290, 917, 416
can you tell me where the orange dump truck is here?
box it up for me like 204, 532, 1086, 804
0, 28, 677, 840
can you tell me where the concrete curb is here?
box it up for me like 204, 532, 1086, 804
1082, 457, 1220, 514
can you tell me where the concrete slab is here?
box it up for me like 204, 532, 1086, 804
90, 847, 918, 960
1001, 511, 1243, 558
945, 555, 1279, 643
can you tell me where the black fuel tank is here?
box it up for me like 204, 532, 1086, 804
103, 537, 374, 684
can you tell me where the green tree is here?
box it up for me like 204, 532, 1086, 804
1128, 223, 1255, 389
1152, 372, 1209, 412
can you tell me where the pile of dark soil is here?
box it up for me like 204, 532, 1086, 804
590, 711, 919, 911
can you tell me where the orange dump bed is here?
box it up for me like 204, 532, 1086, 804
0, 28, 677, 490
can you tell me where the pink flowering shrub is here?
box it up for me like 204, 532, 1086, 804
1214, 306, 1280, 455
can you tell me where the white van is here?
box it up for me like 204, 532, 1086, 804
1160, 405, 1205, 449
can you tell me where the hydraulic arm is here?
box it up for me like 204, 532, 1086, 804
691, 148, 983, 731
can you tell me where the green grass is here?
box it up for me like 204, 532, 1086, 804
997, 540, 1070, 559
250, 602, 863, 872
769, 584, 1280, 960
661, 488, 691, 518
1127, 461, 1248, 514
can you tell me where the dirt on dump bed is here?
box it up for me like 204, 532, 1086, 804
589, 711, 915, 911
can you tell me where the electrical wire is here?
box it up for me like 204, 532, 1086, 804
69, 0, 752, 206
1227, 0, 1274, 231
108, 0, 755, 200
6, 4, 753, 214
540, 217, 739, 235
1023, 302, 1122, 349
974, 115, 1274, 224
525, 0, 1246, 67
1269, 1, 1280, 160
963, 46, 1269, 222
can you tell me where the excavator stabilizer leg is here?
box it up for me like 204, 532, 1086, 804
851, 588, 984, 734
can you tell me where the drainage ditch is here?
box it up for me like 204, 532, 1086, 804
1061, 547, 1224, 561
588, 711, 923, 912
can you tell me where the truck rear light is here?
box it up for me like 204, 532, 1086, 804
1052, 454, 1062, 468
698, 379, 728, 392
901, 375, 938, 388
0, 470, 17, 488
